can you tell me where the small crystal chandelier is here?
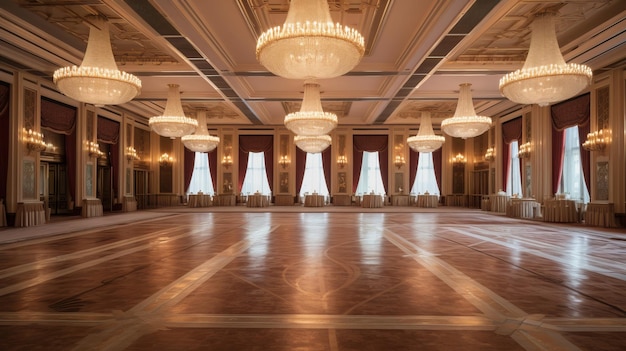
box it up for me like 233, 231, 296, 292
53, 16, 141, 106
441, 83, 492, 139
294, 134, 332, 153
182, 110, 220, 152
407, 112, 445, 153
499, 12, 592, 106
149, 84, 198, 138
285, 80, 338, 136
256, 0, 365, 80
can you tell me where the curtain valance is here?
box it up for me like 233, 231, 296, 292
41, 97, 76, 135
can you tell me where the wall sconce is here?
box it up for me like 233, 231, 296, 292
484, 147, 495, 162
279, 155, 290, 169
23, 128, 48, 153
126, 146, 139, 162
517, 142, 531, 159
159, 153, 173, 165
87, 141, 105, 158
222, 155, 233, 169
337, 155, 347, 168
394, 155, 405, 169
582, 129, 609, 151
452, 153, 466, 164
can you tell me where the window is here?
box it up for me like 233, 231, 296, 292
187, 152, 215, 195
299, 153, 329, 196
410, 152, 440, 195
559, 126, 590, 202
507, 141, 522, 196
241, 152, 271, 195
355, 151, 385, 195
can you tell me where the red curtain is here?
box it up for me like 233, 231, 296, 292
551, 93, 591, 194
41, 97, 77, 203
208, 149, 217, 193
98, 116, 120, 201
501, 117, 522, 190
409, 149, 419, 191
432, 148, 442, 193
322, 146, 332, 193
184, 148, 195, 193
0, 82, 9, 202
238, 135, 274, 193
352, 135, 389, 193
295, 147, 306, 194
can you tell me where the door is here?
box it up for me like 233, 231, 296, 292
134, 170, 149, 209
97, 166, 112, 211
48, 163, 70, 215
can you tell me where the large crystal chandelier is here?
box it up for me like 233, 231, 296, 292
53, 16, 141, 106
256, 0, 365, 80
407, 112, 445, 152
285, 81, 337, 136
441, 83, 492, 139
294, 134, 332, 153
149, 84, 198, 138
499, 12, 592, 106
182, 110, 220, 152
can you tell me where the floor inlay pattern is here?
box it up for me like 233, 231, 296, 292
0, 210, 624, 350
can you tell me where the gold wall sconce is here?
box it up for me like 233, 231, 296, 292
582, 129, 609, 151
87, 141, 105, 158
23, 128, 49, 153
159, 153, 173, 165
126, 146, 139, 162
517, 142, 531, 159
394, 155, 405, 169
279, 155, 290, 169
222, 155, 233, 169
451, 153, 466, 164
484, 147, 495, 162
337, 155, 347, 168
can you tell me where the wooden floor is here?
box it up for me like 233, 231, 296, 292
0, 207, 625, 350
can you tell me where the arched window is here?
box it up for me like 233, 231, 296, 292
410, 152, 440, 195
299, 153, 329, 196
187, 152, 215, 195
559, 126, 590, 202
241, 152, 271, 195
355, 151, 385, 195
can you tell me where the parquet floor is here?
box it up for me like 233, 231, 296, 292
0, 207, 625, 350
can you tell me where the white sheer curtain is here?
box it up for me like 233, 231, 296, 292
299, 153, 329, 196
241, 152, 271, 195
410, 152, 440, 195
355, 151, 386, 195
187, 152, 215, 195
559, 126, 590, 203
507, 141, 522, 196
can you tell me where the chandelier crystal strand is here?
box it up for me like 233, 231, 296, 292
441, 83, 492, 139
499, 12, 592, 106
285, 80, 338, 136
53, 16, 141, 105
182, 110, 220, 152
149, 84, 198, 138
406, 112, 445, 153
294, 134, 332, 153
256, 0, 365, 79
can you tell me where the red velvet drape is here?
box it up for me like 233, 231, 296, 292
432, 148, 442, 193
0, 82, 9, 202
238, 135, 274, 193
322, 146, 332, 193
409, 149, 419, 190
352, 135, 389, 193
184, 148, 195, 193
295, 147, 306, 194
41, 97, 77, 203
97, 116, 120, 200
501, 117, 522, 190
551, 93, 591, 194
208, 149, 217, 193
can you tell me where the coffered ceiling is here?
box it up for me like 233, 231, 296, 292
1, 0, 625, 130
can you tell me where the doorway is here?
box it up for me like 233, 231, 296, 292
47, 163, 70, 215
134, 170, 149, 209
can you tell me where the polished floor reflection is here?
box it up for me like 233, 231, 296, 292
0, 209, 625, 350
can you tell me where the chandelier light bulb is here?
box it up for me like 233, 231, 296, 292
53, 16, 141, 105
407, 112, 445, 153
256, 0, 365, 80
285, 80, 338, 136
441, 83, 492, 139
182, 110, 220, 152
149, 84, 198, 138
499, 12, 592, 106
294, 134, 332, 153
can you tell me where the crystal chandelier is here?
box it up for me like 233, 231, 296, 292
285, 80, 338, 136
407, 112, 445, 153
53, 16, 141, 106
149, 84, 198, 138
441, 83, 492, 139
256, 0, 365, 80
294, 134, 332, 153
182, 110, 220, 152
499, 12, 592, 106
